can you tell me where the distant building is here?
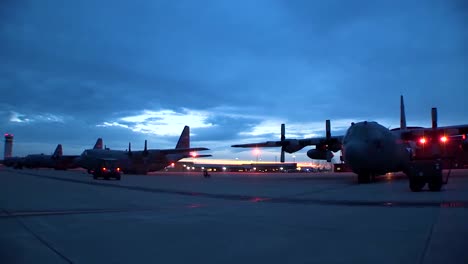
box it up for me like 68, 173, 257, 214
165, 161, 297, 173
4, 134, 13, 159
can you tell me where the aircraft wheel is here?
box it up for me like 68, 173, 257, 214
358, 173, 371, 184
428, 176, 442, 192
409, 177, 425, 192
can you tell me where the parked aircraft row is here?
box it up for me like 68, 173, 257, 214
2, 96, 468, 191
2, 126, 212, 176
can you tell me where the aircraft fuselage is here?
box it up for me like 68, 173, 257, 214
342, 121, 411, 177
77, 149, 187, 174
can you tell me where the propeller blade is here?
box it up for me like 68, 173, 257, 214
280, 124, 285, 162
143, 140, 148, 156
281, 123, 285, 141
128, 142, 132, 155
326, 119, 331, 140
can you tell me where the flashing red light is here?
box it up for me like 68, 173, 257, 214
116, 167, 120, 172
102, 167, 107, 171
171, 163, 175, 167
440, 136, 448, 143
419, 137, 427, 144
463, 134, 466, 140
190, 151, 197, 157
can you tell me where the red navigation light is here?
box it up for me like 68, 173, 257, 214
171, 163, 175, 167
116, 167, 120, 172
102, 167, 107, 171
440, 136, 448, 143
190, 151, 197, 157
419, 137, 427, 144
463, 134, 466, 140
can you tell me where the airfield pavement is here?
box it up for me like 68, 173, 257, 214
0, 166, 467, 264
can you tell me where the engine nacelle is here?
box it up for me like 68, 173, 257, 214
307, 149, 334, 161
283, 139, 305, 153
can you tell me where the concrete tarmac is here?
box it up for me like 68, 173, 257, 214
1, 167, 467, 264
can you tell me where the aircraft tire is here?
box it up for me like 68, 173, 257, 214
428, 176, 442, 192
357, 174, 371, 184
409, 177, 425, 192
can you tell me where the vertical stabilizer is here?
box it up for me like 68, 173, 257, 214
93, 138, 103, 150
400, 95, 407, 130
431, 107, 438, 129
52, 144, 63, 158
176, 126, 190, 149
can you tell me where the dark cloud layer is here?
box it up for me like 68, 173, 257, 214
1, 0, 467, 160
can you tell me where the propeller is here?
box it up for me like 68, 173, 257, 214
128, 142, 132, 156
280, 123, 285, 162
143, 140, 148, 156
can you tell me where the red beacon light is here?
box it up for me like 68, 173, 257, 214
116, 167, 120, 172
419, 137, 427, 144
440, 136, 448, 143
102, 167, 107, 171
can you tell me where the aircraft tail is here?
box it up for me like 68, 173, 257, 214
400, 95, 407, 130
93, 138, 103, 150
52, 144, 63, 158
176, 126, 190, 149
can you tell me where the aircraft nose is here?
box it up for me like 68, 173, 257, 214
343, 142, 368, 165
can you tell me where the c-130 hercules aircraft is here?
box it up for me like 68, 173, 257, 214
77, 126, 211, 177
232, 96, 468, 192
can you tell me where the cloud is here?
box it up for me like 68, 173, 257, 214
1, 0, 467, 161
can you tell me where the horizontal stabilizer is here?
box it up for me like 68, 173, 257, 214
160, 147, 210, 155
193, 154, 212, 158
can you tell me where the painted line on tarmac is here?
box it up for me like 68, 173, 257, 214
18, 171, 468, 209
0, 204, 205, 218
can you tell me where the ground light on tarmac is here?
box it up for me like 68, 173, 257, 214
1, 167, 467, 264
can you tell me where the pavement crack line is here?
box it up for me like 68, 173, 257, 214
418, 213, 439, 264
1, 208, 74, 264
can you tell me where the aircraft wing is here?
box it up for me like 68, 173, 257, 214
232, 136, 344, 148
399, 124, 468, 140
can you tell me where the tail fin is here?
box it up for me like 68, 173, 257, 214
52, 144, 63, 158
400, 95, 407, 130
176, 126, 190, 149
93, 138, 103, 150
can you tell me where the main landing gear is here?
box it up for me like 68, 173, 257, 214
407, 160, 448, 192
